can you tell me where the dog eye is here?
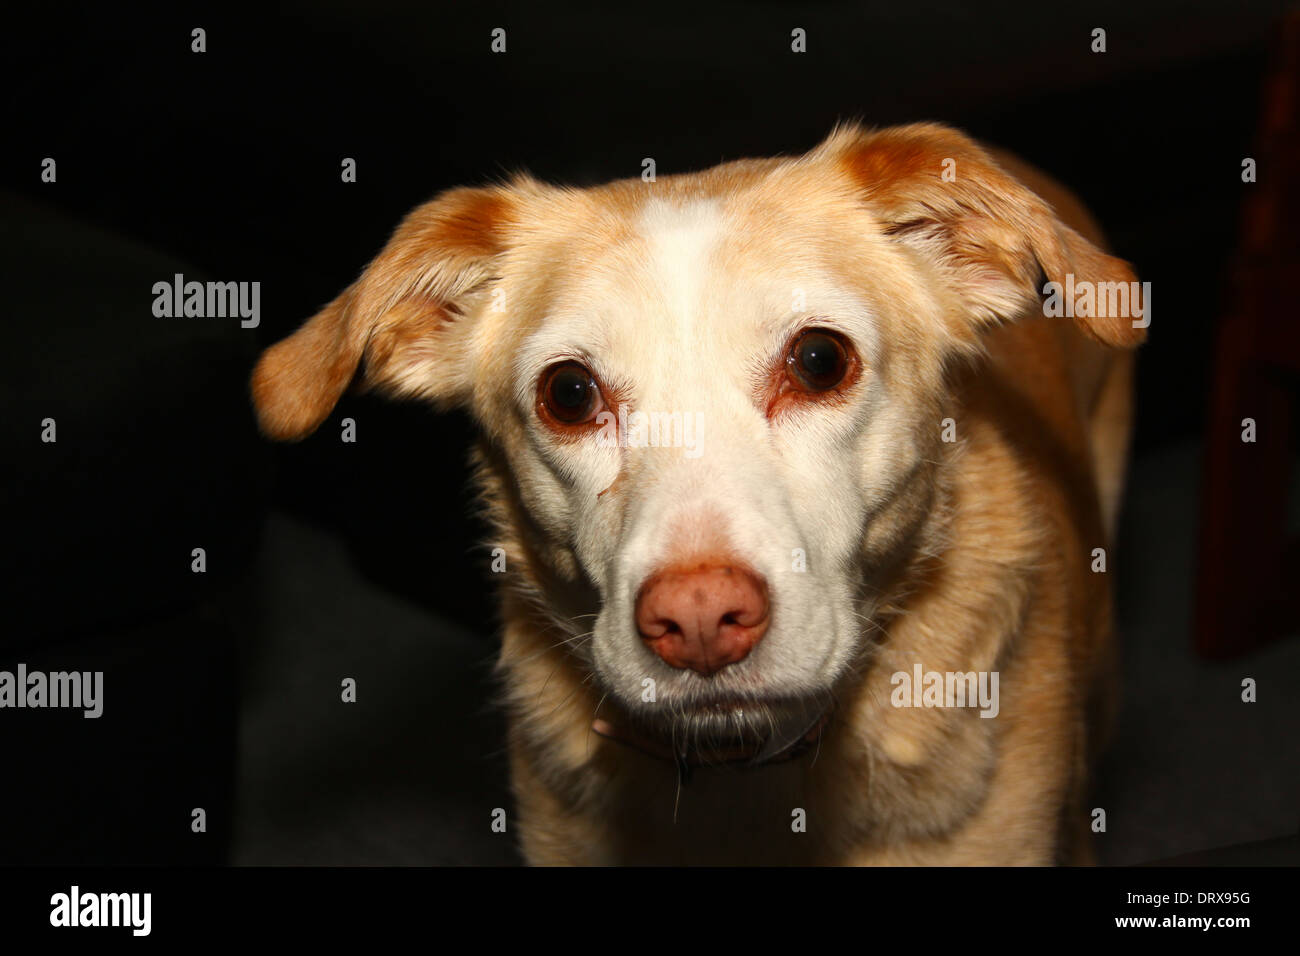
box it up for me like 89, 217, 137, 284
787, 329, 850, 391
539, 361, 604, 426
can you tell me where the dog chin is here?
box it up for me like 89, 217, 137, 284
592, 693, 832, 769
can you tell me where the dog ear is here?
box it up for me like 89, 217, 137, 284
250, 184, 519, 440
830, 123, 1145, 349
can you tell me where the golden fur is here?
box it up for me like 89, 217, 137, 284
252, 123, 1143, 865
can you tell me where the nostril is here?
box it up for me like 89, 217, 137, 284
719, 609, 764, 629
638, 616, 680, 640
722, 597, 769, 629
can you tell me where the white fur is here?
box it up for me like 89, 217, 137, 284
502, 197, 910, 725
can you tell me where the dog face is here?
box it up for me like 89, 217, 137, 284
253, 123, 1141, 765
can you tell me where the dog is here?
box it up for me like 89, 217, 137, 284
251, 123, 1144, 864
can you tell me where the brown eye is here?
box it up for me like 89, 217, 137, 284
787, 329, 850, 391
539, 361, 604, 426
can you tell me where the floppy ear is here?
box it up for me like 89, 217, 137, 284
250, 184, 518, 440
830, 123, 1145, 349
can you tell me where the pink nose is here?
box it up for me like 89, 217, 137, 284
635, 562, 770, 676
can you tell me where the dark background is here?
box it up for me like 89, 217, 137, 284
3, 0, 1297, 866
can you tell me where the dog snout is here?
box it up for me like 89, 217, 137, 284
634, 562, 770, 676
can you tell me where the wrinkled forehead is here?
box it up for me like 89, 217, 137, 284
505, 192, 882, 409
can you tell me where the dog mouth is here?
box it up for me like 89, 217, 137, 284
592, 697, 831, 771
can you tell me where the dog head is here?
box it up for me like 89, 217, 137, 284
252, 123, 1143, 766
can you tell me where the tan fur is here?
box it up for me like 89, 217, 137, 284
251, 123, 1143, 865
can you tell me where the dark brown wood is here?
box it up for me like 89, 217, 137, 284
1194, 11, 1300, 659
